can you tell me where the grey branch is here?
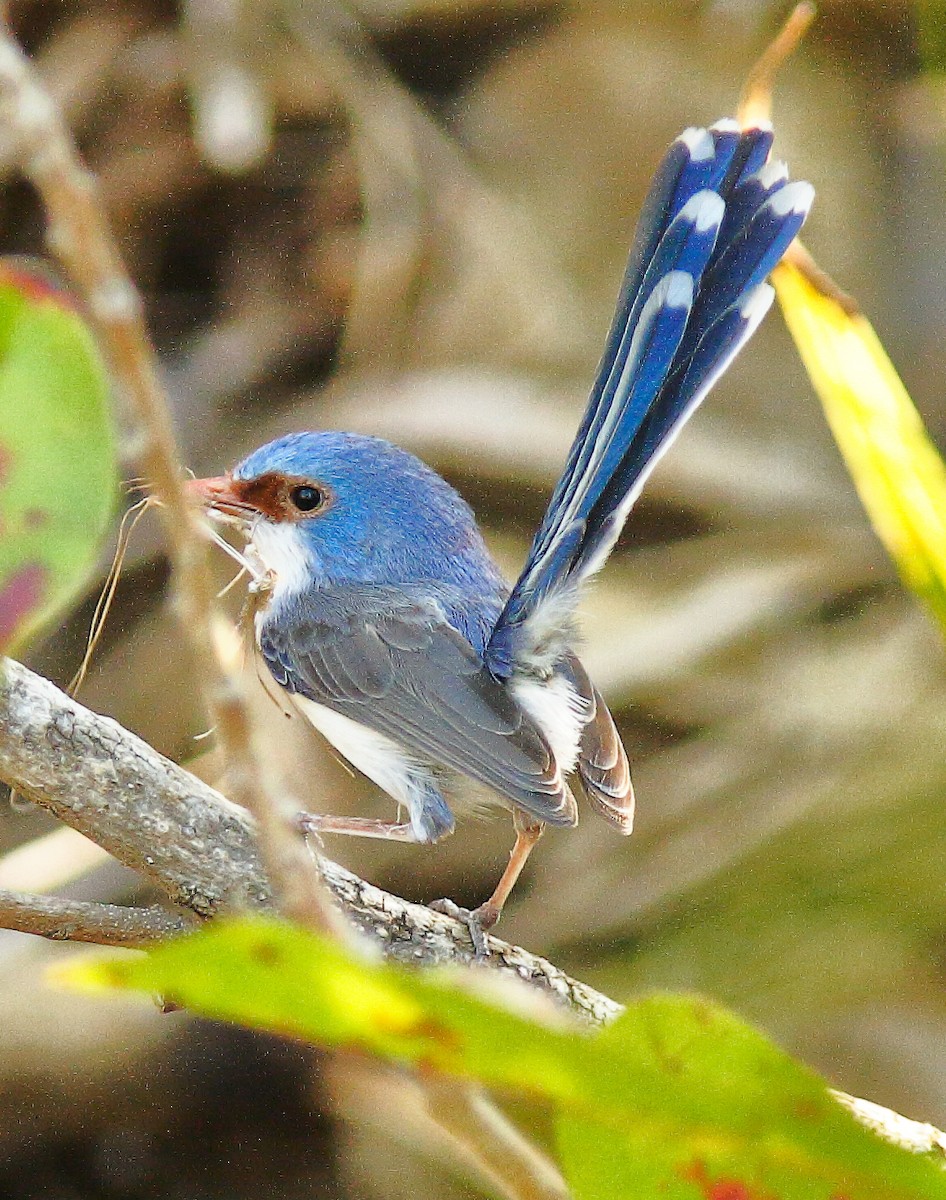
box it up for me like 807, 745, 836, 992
0, 657, 620, 1023
1, 657, 944, 1164
0, 889, 194, 945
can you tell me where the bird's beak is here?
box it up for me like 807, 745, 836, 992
187, 475, 255, 527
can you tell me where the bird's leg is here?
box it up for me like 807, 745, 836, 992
297, 813, 420, 842
431, 813, 545, 957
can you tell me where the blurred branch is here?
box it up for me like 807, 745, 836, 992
0, 658, 620, 1024
834, 1093, 946, 1161
0, 890, 193, 946
423, 1079, 570, 1200
181, 0, 273, 172
0, 20, 337, 935
283, 0, 583, 368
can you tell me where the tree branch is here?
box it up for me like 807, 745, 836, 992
0, 657, 620, 1022
0, 889, 193, 946
1, 658, 944, 1165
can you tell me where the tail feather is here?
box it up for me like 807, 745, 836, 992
533, 190, 723, 578
544, 122, 758, 551
580, 283, 775, 576
692, 180, 813, 334
567, 655, 634, 833
485, 120, 811, 679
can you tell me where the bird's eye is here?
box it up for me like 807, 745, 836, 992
289, 484, 324, 513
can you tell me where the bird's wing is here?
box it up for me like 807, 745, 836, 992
485, 122, 813, 678
259, 586, 578, 827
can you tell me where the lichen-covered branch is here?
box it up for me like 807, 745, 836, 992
0, 657, 621, 1023
0, 889, 193, 946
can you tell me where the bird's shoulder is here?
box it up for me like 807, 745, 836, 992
260, 582, 486, 671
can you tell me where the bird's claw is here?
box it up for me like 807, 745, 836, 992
430, 897, 498, 959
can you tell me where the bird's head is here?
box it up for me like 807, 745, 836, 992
189, 431, 501, 605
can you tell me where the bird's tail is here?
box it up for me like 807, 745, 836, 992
485, 120, 813, 678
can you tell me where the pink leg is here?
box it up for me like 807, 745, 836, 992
298, 813, 420, 842
432, 813, 545, 956
474, 817, 545, 927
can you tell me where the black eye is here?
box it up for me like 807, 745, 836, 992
290, 484, 324, 513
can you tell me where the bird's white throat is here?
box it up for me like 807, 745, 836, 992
248, 520, 313, 607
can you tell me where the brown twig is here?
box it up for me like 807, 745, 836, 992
0, 889, 193, 946
0, 21, 338, 935
737, 2, 817, 129
776, 242, 862, 317
423, 1079, 570, 1200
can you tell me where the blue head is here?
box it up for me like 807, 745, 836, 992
194, 431, 506, 633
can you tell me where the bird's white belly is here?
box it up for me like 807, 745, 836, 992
292, 693, 422, 808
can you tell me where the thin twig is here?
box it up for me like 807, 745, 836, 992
423, 1079, 571, 1200
0, 889, 194, 946
737, 2, 817, 129
0, 21, 338, 935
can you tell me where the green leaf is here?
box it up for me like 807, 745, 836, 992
916, 2, 946, 73
774, 259, 946, 637
58, 917, 946, 1198
0, 260, 117, 651
559, 997, 946, 1199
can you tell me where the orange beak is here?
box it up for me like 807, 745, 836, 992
187, 475, 254, 525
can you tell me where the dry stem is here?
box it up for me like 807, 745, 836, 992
423, 1079, 570, 1200
0, 19, 336, 934
737, 2, 817, 129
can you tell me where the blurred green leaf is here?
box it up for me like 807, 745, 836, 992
916, 2, 946, 74
58, 917, 946, 1198
0, 260, 117, 651
775, 259, 946, 636
559, 996, 946, 1199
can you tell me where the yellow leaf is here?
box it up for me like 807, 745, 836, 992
774, 259, 946, 630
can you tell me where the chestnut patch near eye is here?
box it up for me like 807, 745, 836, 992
232, 472, 332, 522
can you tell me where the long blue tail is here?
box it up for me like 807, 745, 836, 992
486, 120, 812, 679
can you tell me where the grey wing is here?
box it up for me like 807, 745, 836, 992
260, 588, 578, 827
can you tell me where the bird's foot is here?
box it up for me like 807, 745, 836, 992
430, 897, 500, 959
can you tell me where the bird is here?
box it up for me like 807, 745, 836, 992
189, 119, 812, 954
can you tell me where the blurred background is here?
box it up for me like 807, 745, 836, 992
1, 0, 946, 1196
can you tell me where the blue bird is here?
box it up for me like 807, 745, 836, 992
190, 120, 812, 953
